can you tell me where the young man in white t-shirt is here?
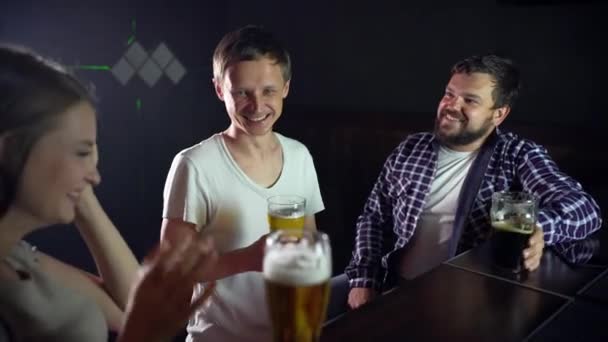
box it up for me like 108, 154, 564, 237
160, 25, 324, 341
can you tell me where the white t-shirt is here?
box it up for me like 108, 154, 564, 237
162, 132, 324, 342
399, 145, 478, 279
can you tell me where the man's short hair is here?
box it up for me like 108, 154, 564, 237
451, 54, 521, 109
213, 25, 291, 83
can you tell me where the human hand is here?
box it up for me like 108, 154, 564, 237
347, 287, 376, 310
118, 235, 218, 342
246, 233, 269, 273
74, 185, 102, 223
523, 225, 545, 271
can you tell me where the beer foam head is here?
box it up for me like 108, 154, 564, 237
263, 243, 331, 286
271, 208, 305, 219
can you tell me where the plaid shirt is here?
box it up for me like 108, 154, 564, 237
346, 129, 602, 290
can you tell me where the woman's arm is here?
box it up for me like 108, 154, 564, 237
73, 187, 139, 309
37, 187, 140, 331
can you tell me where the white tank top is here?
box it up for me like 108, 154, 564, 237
0, 241, 107, 342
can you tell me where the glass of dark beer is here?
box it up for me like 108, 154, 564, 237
263, 230, 332, 342
490, 191, 538, 273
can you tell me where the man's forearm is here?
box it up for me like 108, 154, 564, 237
520, 146, 603, 244
537, 193, 602, 245
345, 247, 384, 291
202, 246, 260, 281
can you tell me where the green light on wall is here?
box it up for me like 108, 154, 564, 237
127, 19, 136, 45
72, 65, 111, 71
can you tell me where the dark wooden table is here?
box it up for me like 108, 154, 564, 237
526, 300, 608, 341
322, 265, 567, 342
446, 238, 605, 298
578, 269, 608, 303
323, 232, 608, 341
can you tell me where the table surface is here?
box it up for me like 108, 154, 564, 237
446, 240, 604, 298
526, 300, 608, 342
323, 232, 608, 341
578, 269, 608, 303
322, 264, 567, 342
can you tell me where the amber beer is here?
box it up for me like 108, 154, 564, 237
490, 191, 538, 273
263, 230, 332, 342
267, 195, 306, 233
268, 211, 305, 231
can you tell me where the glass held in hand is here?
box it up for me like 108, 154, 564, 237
490, 191, 538, 273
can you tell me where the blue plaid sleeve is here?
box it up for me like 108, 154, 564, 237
552, 238, 600, 265
345, 146, 400, 291
517, 142, 602, 244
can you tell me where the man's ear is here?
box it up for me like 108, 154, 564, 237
282, 80, 291, 98
213, 78, 225, 102
493, 106, 511, 126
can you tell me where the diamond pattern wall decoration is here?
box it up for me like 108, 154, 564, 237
111, 41, 187, 87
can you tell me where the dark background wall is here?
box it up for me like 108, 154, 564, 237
1, 0, 606, 275
227, 0, 607, 125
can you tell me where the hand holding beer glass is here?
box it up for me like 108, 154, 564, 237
490, 191, 538, 273
268, 195, 306, 233
263, 230, 332, 342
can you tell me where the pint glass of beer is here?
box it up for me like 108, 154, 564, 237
263, 230, 332, 342
267, 195, 306, 233
490, 191, 538, 273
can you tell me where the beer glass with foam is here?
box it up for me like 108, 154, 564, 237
490, 191, 538, 273
263, 230, 332, 342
